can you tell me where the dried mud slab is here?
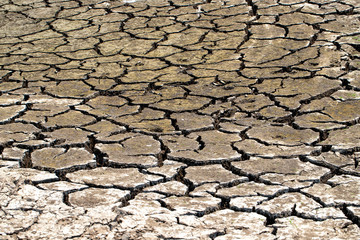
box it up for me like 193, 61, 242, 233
1, 0, 360, 239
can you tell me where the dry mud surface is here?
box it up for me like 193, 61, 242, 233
1, 0, 360, 239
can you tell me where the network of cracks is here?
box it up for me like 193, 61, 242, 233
1, 0, 360, 239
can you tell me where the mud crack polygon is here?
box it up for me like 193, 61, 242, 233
1, 0, 360, 239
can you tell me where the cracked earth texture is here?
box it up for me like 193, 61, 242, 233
0, 0, 360, 239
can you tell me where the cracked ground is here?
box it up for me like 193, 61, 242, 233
0, 0, 360, 239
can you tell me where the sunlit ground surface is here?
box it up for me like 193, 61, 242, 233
0, 0, 360, 239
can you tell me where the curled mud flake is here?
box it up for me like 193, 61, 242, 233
332, 90, 360, 101
1, 147, 26, 161
0, 105, 26, 122
341, 70, 360, 89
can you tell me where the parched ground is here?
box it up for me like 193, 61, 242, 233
0, 0, 360, 239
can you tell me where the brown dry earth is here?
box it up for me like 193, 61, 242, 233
0, 0, 360, 239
